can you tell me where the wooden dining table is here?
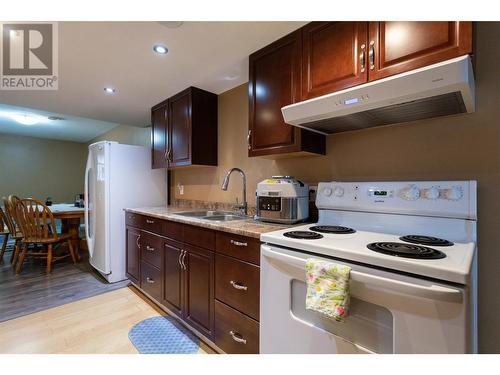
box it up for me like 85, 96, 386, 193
49, 203, 85, 258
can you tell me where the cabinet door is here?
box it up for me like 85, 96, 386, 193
163, 240, 183, 317
183, 244, 215, 339
368, 21, 473, 81
248, 30, 302, 156
151, 104, 168, 169
302, 22, 368, 100
126, 227, 141, 284
169, 90, 192, 167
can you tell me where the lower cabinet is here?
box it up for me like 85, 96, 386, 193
125, 227, 141, 284
163, 239, 183, 316
214, 300, 260, 354
141, 260, 162, 302
183, 244, 215, 340
125, 212, 260, 354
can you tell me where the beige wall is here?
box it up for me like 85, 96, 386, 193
173, 22, 500, 353
0, 133, 88, 203
89, 124, 151, 147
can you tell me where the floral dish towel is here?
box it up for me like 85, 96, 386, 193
305, 259, 351, 322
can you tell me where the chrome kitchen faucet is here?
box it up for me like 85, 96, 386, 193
221, 168, 247, 216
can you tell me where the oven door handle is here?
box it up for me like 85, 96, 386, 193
261, 245, 463, 303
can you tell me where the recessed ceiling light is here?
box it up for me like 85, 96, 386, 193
9, 113, 46, 126
104, 87, 116, 94
153, 44, 168, 55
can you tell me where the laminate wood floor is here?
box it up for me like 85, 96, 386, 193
0, 286, 215, 354
0, 249, 129, 322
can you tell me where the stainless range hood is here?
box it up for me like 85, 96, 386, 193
281, 55, 475, 135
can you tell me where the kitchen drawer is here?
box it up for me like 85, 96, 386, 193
125, 212, 141, 228
141, 261, 162, 302
215, 300, 259, 354
183, 224, 215, 251
163, 220, 184, 241
215, 253, 260, 320
140, 215, 164, 234
216, 232, 260, 265
140, 231, 163, 269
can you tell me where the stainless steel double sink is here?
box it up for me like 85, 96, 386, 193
173, 210, 248, 222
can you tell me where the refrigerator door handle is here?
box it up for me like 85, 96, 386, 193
84, 151, 94, 257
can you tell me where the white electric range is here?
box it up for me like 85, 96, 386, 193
260, 181, 477, 354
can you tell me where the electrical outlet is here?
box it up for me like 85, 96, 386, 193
177, 183, 184, 195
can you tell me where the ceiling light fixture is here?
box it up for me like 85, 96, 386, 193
104, 87, 116, 94
9, 113, 46, 126
157, 21, 183, 29
153, 44, 169, 55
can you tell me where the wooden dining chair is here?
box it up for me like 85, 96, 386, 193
0, 205, 9, 263
1, 196, 24, 266
13, 197, 77, 274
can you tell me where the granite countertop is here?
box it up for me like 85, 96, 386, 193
125, 206, 294, 239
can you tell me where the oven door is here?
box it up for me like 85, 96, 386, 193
260, 244, 471, 354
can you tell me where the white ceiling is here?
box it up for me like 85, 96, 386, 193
0, 103, 119, 142
0, 21, 306, 138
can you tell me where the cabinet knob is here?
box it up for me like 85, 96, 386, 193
146, 245, 155, 252
146, 219, 154, 224
146, 277, 155, 284
229, 330, 247, 344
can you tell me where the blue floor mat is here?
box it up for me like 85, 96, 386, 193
128, 316, 200, 354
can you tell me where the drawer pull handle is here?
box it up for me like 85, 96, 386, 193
181, 250, 187, 270
146, 277, 155, 284
136, 235, 141, 249
369, 40, 375, 71
146, 219, 155, 224
230, 239, 247, 247
146, 245, 155, 252
230, 280, 248, 291
229, 331, 247, 344
178, 250, 183, 269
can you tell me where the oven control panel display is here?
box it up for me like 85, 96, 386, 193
259, 197, 281, 211
368, 189, 394, 198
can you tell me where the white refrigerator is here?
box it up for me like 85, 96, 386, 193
84, 141, 166, 283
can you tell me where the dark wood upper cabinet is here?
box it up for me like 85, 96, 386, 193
151, 102, 168, 169
169, 90, 192, 167
125, 227, 141, 284
302, 21, 368, 100
183, 244, 215, 340
368, 21, 473, 81
248, 30, 325, 157
151, 87, 217, 169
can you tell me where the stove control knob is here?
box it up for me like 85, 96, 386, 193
423, 186, 440, 200
333, 186, 344, 197
444, 186, 463, 201
322, 187, 333, 197
400, 185, 420, 201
